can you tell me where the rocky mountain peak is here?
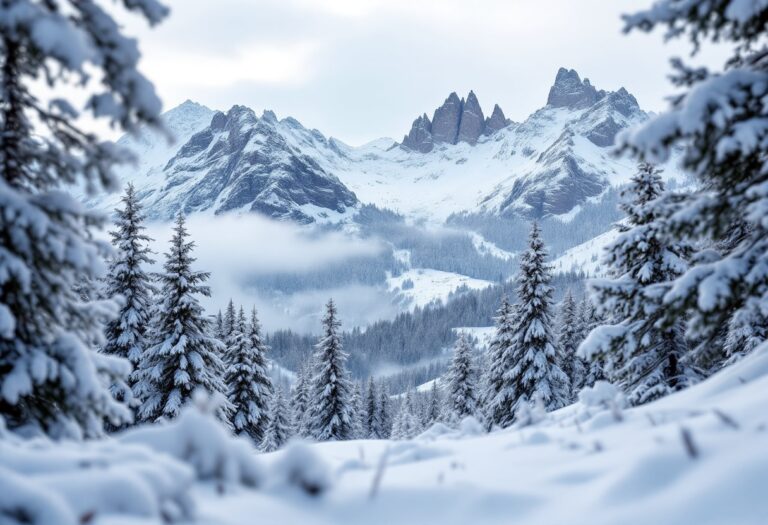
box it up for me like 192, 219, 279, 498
401, 91, 510, 152
457, 90, 485, 145
484, 104, 510, 135
431, 92, 464, 144
547, 67, 606, 109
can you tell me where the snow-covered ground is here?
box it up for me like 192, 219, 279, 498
5, 346, 768, 525
388, 268, 495, 308
453, 326, 496, 349
551, 227, 619, 277
198, 347, 768, 525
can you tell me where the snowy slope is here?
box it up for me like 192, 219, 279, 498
195, 346, 768, 525
388, 269, 494, 308
8, 329, 768, 525
84, 100, 215, 213
551, 227, 620, 276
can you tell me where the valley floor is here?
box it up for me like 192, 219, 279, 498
100, 346, 768, 525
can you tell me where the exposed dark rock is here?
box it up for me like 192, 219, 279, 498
401, 113, 433, 153
484, 104, 510, 135
431, 92, 463, 144
547, 68, 606, 109
457, 91, 485, 145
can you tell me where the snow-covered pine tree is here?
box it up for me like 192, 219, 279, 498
225, 306, 273, 442
619, 2, 768, 371
306, 299, 355, 441
425, 381, 442, 426
223, 299, 236, 342
291, 361, 311, 437
483, 296, 518, 428
364, 376, 379, 438
261, 387, 291, 453
392, 389, 420, 439
214, 310, 224, 341
507, 224, 570, 414
378, 382, 392, 438
0, 0, 168, 438
135, 214, 229, 422
102, 184, 155, 400
578, 297, 605, 388
351, 381, 365, 439
446, 333, 479, 420
579, 164, 693, 405
723, 298, 767, 364
557, 290, 586, 400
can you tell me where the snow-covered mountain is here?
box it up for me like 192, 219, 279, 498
98, 67, 664, 226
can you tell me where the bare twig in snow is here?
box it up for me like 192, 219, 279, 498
369, 447, 389, 500
680, 427, 699, 459
713, 409, 740, 430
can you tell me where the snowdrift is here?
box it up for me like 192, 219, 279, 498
3, 347, 767, 525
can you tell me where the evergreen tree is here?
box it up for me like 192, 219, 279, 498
0, 0, 168, 437
351, 381, 364, 439
291, 361, 311, 437
446, 333, 479, 420
425, 381, 442, 426
214, 310, 224, 340
101, 184, 155, 403
225, 307, 273, 442
306, 299, 355, 441
620, 2, 768, 371
723, 298, 767, 364
223, 299, 236, 341
483, 297, 518, 428
507, 224, 569, 413
135, 214, 228, 422
578, 297, 605, 388
378, 382, 393, 439
364, 377, 380, 438
557, 290, 586, 400
580, 165, 693, 405
261, 386, 291, 453
392, 390, 420, 439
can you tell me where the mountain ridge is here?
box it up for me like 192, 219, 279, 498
97, 67, 669, 224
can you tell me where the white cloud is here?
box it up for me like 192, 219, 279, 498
144, 214, 392, 331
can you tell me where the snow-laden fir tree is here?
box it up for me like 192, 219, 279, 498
225, 306, 273, 442
222, 299, 236, 342
364, 376, 380, 438
483, 297, 518, 428
619, 2, 768, 371
351, 381, 364, 439
446, 333, 479, 420
507, 224, 570, 413
101, 184, 155, 400
261, 386, 291, 453
306, 299, 355, 441
578, 297, 605, 388
425, 381, 442, 427
557, 290, 586, 400
135, 214, 229, 422
378, 382, 393, 438
291, 361, 311, 437
0, 0, 168, 437
580, 164, 693, 405
214, 310, 224, 340
723, 298, 767, 364
392, 389, 421, 440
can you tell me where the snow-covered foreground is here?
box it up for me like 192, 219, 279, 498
5, 348, 767, 525
199, 348, 767, 525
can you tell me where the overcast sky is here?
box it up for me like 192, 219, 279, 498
122, 0, 726, 146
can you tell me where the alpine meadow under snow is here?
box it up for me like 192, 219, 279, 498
1, 1, 768, 524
